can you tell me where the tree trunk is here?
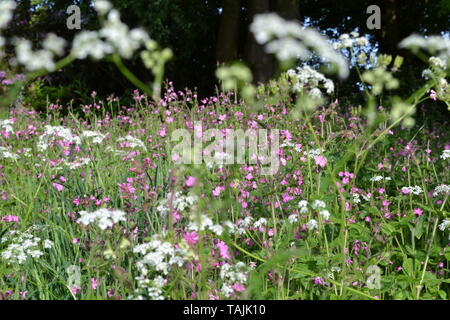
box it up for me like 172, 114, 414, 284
245, 0, 274, 84
273, 0, 300, 20
216, 0, 241, 63
379, 0, 398, 55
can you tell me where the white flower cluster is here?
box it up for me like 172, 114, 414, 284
77, 208, 126, 230
307, 219, 318, 230
433, 184, 450, 197
312, 199, 326, 209
15, 33, 66, 72
287, 66, 335, 98
253, 218, 267, 229
303, 148, 325, 158
93, 0, 112, 15
333, 32, 369, 50
352, 192, 371, 204
421, 57, 449, 102
219, 262, 248, 298
0, 0, 16, 47
0, 119, 14, 133
279, 140, 302, 153
117, 135, 147, 151
7, 0, 149, 71
81, 130, 106, 144
187, 214, 224, 236
132, 236, 186, 300
156, 191, 198, 216
134, 239, 186, 275
298, 200, 309, 213
72, 31, 113, 60
72, 4, 149, 60
288, 214, 298, 224
401, 186, 424, 195
0, 0, 15, 29
0, 146, 19, 160
297, 200, 330, 221
440, 149, 450, 160
439, 219, 450, 232
1, 229, 53, 265
64, 157, 92, 170
250, 13, 348, 79
370, 175, 392, 182
37, 125, 81, 151
399, 34, 450, 63
223, 218, 251, 236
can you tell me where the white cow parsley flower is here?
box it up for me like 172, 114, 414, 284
250, 13, 348, 79
440, 149, 450, 160
77, 208, 126, 230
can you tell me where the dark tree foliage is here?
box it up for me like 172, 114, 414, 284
4, 0, 450, 111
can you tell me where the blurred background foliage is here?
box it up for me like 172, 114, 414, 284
2, 0, 449, 117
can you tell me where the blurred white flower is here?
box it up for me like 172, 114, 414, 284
250, 13, 348, 79
441, 149, 450, 160
100, 9, 149, 59
307, 219, 318, 230
43, 33, 66, 56
319, 210, 330, 220
439, 219, 450, 231
287, 66, 335, 97
93, 0, 112, 15
433, 184, 450, 197
399, 34, 450, 63
72, 31, 113, 60
15, 39, 55, 71
0, 0, 16, 29
77, 208, 126, 230
1, 229, 52, 265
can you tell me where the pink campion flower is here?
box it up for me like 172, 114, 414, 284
212, 186, 225, 197
72, 238, 79, 244
72, 198, 81, 206
429, 89, 437, 101
20, 291, 28, 300
91, 278, 98, 290
183, 231, 199, 245
159, 127, 166, 137
217, 241, 231, 259
52, 182, 64, 192
401, 188, 410, 195
313, 277, 324, 285
232, 283, 246, 292
314, 155, 327, 168
71, 287, 80, 295
185, 176, 196, 187
173, 210, 181, 223
117, 182, 135, 194
413, 208, 423, 216
1, 215, 20, 223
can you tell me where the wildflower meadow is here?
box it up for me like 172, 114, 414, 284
0, 0, 449, 302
